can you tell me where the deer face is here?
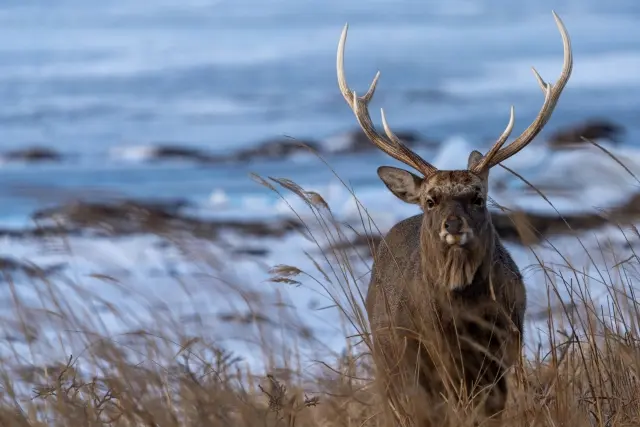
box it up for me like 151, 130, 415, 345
378, 151, 491, 251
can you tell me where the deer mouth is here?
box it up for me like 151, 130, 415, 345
440, 231, 473, 247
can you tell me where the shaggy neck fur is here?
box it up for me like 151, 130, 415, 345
419, 223, 494, 293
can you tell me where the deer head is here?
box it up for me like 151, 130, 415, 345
337, 11, 572, 276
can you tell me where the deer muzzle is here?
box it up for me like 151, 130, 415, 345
440, 216, 474, 246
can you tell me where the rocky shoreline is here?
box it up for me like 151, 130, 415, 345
1, 190, 636, 255
0, 118, 622, 166
0, 117, 633, 275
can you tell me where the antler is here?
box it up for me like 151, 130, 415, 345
470, 11, 573, 174
337, 24, 438, 177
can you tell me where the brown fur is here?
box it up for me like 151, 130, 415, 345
366, 153, 527, 426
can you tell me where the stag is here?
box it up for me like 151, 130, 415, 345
337, 11, 572, 426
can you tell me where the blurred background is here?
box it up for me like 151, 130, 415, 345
1, 0, 640, 365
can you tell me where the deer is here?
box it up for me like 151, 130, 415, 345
336, 11, 572, 426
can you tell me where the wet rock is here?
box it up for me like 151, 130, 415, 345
233, 247, 270, 257
490, 210, 603, 245
217, 311, 272, 325
32, 198, 192, 236
547, 119, 624, 149
230, 138, 321, 162
491, 193, 640, 245
129, 129, 434, 166
3, 147, 63, 163
208, 218, 303, 239
328, 234, 383, 254
28, 193, 640, 251
145, 145, 219, 163
11, 188, 640, 263
325, 128, 438, 154
328, 194, 640, 254
30, 199, 304, 240
130, 138, 321, 165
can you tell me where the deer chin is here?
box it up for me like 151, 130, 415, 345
440, 231, 474, 247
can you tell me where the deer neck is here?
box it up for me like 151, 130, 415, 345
420, 228, 494, 293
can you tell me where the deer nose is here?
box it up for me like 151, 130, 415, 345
444, 216, 463, 234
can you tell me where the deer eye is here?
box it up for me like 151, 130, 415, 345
472, 195, 484, 208
426, 198, 435, 209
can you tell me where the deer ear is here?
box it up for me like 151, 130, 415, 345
377, 166, 423, 204
467, 150, 489, 181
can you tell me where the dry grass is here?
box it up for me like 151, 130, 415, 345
0, 150, 639, 426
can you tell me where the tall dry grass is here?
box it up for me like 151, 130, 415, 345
0, 146, 639, 426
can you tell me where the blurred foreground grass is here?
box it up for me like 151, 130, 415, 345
0, 155, 639, 427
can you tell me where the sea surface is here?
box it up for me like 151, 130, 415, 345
1, 0, 640, 371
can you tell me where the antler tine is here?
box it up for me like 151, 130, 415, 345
471, 105, 515, 173
477, 11, 573, 170
337, 24, 438, 177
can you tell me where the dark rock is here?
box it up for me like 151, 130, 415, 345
230, 138, 321, 162
135, 138, 321, 165
135, 129, 434, 166
233, 247, 270, 257
30, 199, 304, 240
217, 311, 272, 325
328, 234, 383, 254
547, 119, 624, 149
327, 128, 438, 155
145, 145, 219, 163
32, 198, 192, 236
327, 194, 640, 254
490, 194, 640, 245
22, 191, 640, 252
10, 189, 640, 263
206, 218, 303, 239
490, 209, 604, 246
3, 147, 63, 163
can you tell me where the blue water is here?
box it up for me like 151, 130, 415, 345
1, 0, 640, 221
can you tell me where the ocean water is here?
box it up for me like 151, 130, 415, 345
1, 1, 640, 201
1, 0, 640, 370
